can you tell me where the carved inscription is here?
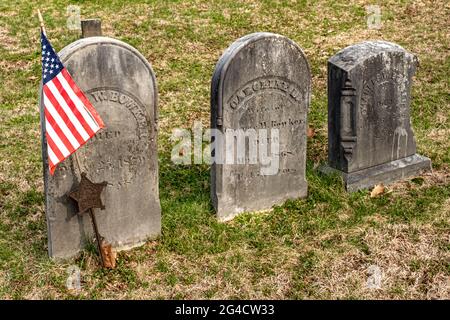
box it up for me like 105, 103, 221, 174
360, 71, 408, 117
230, 77, 305, 181
89, 89, 149, 141
232, 167, 298, 181
76, 88, 150, 187
228, 76, 306, 110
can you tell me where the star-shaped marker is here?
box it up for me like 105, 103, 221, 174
67, 172, 114, 268
69, 172, 107, 215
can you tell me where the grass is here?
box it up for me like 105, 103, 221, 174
0, 0, 449, 299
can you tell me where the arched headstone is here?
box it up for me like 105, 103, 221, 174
211, 32, 311, 221
41, 37, 161, 259
322, 41, 431, 191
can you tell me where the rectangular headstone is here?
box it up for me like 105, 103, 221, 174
81, 19, 102, 38
40, 37, 161, 259
211, 32, 311, 221
321, 41, 431, 191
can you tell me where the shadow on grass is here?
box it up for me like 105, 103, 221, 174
158, 153, 235, 255
157, 154, 356, 256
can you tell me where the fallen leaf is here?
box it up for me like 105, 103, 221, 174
370, 184, 385, 198
100, 239, 117, 269
307, 126, 315, 138
312, 37, 322, 45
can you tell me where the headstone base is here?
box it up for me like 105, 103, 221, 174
214, 187, 308, 222
320, 154, 431, 192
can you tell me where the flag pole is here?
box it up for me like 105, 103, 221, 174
36, 9, 50, 258
73, 153, 108, 268
72, 151, 108, 267
37, 9, 46, 35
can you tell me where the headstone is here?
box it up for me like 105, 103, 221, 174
81, 19, 102, 38
321, 41, 431, 191
40, 36, 161, 259
211, 32, 311, 221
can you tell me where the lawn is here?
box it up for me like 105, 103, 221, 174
0, 0, 449, 299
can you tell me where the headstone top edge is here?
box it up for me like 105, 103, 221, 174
214, 32, 310, 75
58, 36, 156, 75
212, 32, 310, 97
328, 40, 416, 71
81, 18, 101, 22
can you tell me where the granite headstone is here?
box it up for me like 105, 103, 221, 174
322, 41, 431, 191
40, 36, 161, 259
211, 32, 311, 221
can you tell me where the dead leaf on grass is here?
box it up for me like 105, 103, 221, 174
307, 126, 316, 138
101, 240, 117, 269
370, 184, 385, 198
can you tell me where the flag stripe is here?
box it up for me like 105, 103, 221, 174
47, 156, 55, 169
57, 72, 102, 132
45, 120, 70, 157
47, 80, 89, 140
44, 110, 77, 155
44, 108, 80, 153
46, 145, 58, 174
49, 77, 94, 138
43, 87, 84, 147
46, 133, 65, 163
61, 69, 105, 129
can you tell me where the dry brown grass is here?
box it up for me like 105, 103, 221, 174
310, 222, 450, 299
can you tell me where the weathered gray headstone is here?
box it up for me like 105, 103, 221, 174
321, 41, 431, 191
40, 37, 161, 259
211, 32, 311, 221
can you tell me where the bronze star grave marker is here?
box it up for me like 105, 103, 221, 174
69, 172, 115, 268
69, 172, 107, 215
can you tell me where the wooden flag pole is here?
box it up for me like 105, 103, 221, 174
37, 9, 46, 35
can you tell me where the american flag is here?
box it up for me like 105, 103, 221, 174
40, 32, 104, 175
